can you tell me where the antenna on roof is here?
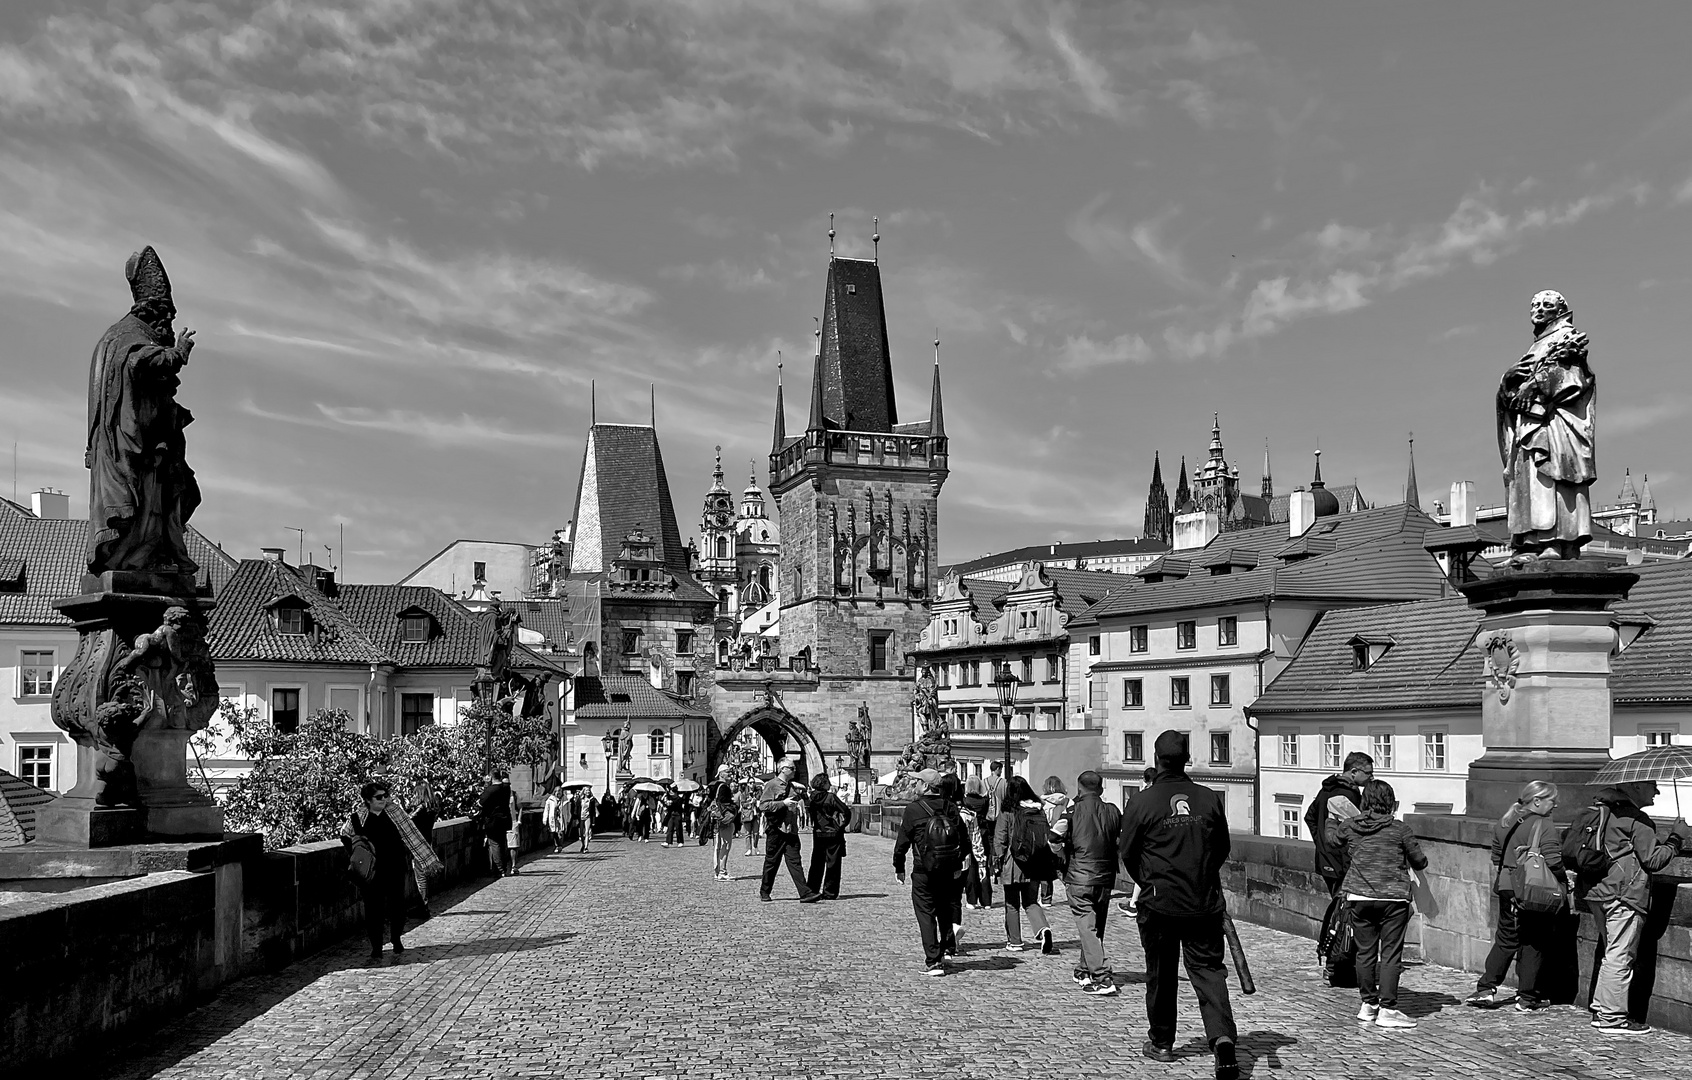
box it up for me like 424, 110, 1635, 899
591, 380, 596, 425
650, 383, 656, 427
872, 216, 880, 264
828, 212, 835, 260
285, 526, 304, 567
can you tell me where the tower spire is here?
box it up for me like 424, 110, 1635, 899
590, 380, 596, 425
1312, 447, 1325, 488
771, 357, 786, 454
928, 331, 945, 439
1261, 438, 1273, 501
711, 445, 726, 492
1404, 433, 1420, 509
828, 212, 836, 260
650, 383, 656, 427
873, 216, 880, 264
1174, 455, 1192, 513
1144, 450, 1172, 543
808, 319, 827, 433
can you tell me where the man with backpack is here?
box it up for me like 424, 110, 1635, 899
759, 759, 823, 904
1574, 782, 1691, 1034
1049, 770, 1122, 996
1120, 732, 1238, 1080
1305, 752, 1371, 985
894, 770, 971, 975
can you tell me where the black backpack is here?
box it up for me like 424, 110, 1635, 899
1008, 808, 1047, 866
919, 805, 965, 871
1561, 805, 1611, 881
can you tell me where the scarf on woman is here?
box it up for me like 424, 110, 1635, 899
356, 803, 444, 878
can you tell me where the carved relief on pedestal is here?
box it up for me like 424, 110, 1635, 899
1481, 631, 1521, 703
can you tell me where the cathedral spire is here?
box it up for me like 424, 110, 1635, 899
807, 318, 827, 433
1404, 433, 1420, 509
1261, 439, 1274, 501
1174, 456, 1192, 513
929, 333, 945, 438
1144, 450, 1172, 543
770, 359, 786, 454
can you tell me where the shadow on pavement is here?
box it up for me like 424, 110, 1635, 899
1396, 987, 1461, 1018
1236, 1031, 1299, 1077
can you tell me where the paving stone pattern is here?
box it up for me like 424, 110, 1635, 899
90, 834, 1690, 1080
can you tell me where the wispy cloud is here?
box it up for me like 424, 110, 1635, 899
1051, 332, 1153, 374
1607, 397, 1690, 437
1068, 195, 1208, 293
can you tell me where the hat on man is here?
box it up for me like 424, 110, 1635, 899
1154, 729, 1190, 765
914, 768, 941, 787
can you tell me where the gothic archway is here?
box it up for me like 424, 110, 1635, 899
709, 701, 824, 785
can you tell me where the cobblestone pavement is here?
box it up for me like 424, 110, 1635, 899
91, 833, 1690, 1080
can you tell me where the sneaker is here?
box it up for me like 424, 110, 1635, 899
1357, 1003, 1380, 1023
1515, 998, 1548, 1013
1213, 1038, 1239, 1080
1142, 1041, 1176, 1064
1081, 977, 1119, 996
799, 892, 823, 904
1072, 971, 1090, 986
1040, 929, 1057, 955
1465, 987, 1515, 1008
1004, 942, 1025, 952
1375, 1008, 1417, 1029
1595, 1018, 1651, 1035
925, 964, 947, 977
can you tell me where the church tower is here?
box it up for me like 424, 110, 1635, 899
1174, 456, 1193, 514
698, 446, 738, 618
768, 244, 948, 677
1143, 451, 1172, 544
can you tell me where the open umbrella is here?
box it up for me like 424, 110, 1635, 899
561, 780, 595, 790
656, 776, 675, 785
673, 779, 701, 793
1592, 746, 1692, 820
625, 776, 654, 785
633, 781, 665, 793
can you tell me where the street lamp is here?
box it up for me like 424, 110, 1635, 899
601, 731, 619, 796
994, 663, 1021, 779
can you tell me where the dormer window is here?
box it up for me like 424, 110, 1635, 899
1349, 634, 1394, 671
401, 614, 431, 643
277, 606, 306, 636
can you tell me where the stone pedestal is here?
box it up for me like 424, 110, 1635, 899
1460, 561, 1638, 823
38, 589, 223, 847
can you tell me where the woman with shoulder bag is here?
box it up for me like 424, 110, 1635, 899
805, 773, 849, 899
993, 776, 1057, 954
341, 779, 443, 960
1466, 780, 1565, 1012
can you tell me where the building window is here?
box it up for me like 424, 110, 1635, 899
965, 661, 980, 686
649, 729, 668, 756
1129, 625, 1148, 653
676, 629, 695, 654
1176, 621, 1196, 650
868, 631, 892, 672
1353, 643, 1370, 671
622, 629, 641, 656
676, 671, 695, 697
1124, 732, 1144, 762
714, 536, 729, 559
272, 688, 302, 734
1210, 732, 1231, 766
1209, 674, 1230, 707
1170, 677, 1190, 708
19, 649, 54, 696
1645, 730, 1676, 748
400, 693, 434, 735
1045, 655, 1060, 683
1020, 656, 1033, 684
759, 564, 773, 592
1089, 681, 1107, 710
1279, 733, 1299, 767
1280, 806, 1302, 839
1371, 732, 1394, 771
1422, 731, 1447, 771
401, 614, 431, 643
277, 606, 306, 636
17, 744, 53, 789
1218, 616, 1238, 647
1123, 678, 1143, 708
1321, 733, 1342, 770
1088, 635, 1101, 656
473, 560, 486, 581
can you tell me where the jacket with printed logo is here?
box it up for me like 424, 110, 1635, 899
1118, 773, 1230, 916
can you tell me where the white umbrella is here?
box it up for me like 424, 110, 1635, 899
560, 780, 594, 790
633, 781, 665, 793
673, 779, 702, 793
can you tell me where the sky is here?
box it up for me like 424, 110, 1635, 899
2, 1, 1691, 583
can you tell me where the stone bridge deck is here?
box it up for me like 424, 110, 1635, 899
89, 834, 1688, 1080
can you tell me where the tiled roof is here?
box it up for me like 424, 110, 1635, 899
0, 515, 235, 626
1265, 484, 1366, 523
820, 258, 897, 432
515, 598, 572, 649
1613, 559, 1692, 704
568, 424, 688, 574
0, 768, 57, 847
338, 583, 489, 668
573, 674, 711, 721
1076, 505, 1447, 624
1249, 596, 1483, 715
944, 537, 1169, 578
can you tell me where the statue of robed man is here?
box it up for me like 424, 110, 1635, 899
1496, 290, 1596, 562
85, 246, 202, 580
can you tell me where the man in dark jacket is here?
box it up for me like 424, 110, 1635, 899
894, 770, 967, 975
759, 759, 822, 903
1588, 783, 1690, 1034
1305, 752, 1371, 983
1120, 731, 1238, 1080
476, 771, 514, 877
1049, 770, 1122, 995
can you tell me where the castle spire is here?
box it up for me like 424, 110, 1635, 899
710, 445, 727, 493
1174, 455, 1192, 513
1641, 473, 1656, 513
1404, 433, 1420, 509
1144, 450, 1172, 543
1261, 439, 1273, 501
807, 319, 827, 433
771, 358, 786, 454
929, 332, 945, 438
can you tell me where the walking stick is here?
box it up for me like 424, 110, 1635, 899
1221, 910, 1257, 995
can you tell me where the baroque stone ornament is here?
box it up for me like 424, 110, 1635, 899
1496, 290, 1596, 563
1481, 631, 1520, 704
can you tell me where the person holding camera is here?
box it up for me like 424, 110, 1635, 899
758, 759, 823, 903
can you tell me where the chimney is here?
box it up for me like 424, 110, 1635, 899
1289, 490, 1316, 537
1449, 481, 1477, 527
1173, 510, 1220, 552
30, 489, 68, 520
261, 547, 286, 562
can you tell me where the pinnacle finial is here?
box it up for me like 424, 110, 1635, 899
873, 216, 880, 264
828, 212, 836, 259
814, 316, 821, 355
934, 329, 940, 365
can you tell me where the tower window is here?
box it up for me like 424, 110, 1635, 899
715, 536, 728, 559
868, 631, 892, 672
473, 561, 486, 581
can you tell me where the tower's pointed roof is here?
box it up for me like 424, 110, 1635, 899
1174, 456, 1192, 512
817, 257, 897, 431
709, 446, 728, 494
1261, 439, 1274, 501
1619, 468, 1640, 504
1404, 435, 1420, 509
1151, 450, 1164, 487
1641, 473, 1656, 512
568, 423, 687, 574
807, 333, 828, 433
770, 363, 786, 454
928, 353, 945, 438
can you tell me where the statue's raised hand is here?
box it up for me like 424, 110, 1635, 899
177, 328, 196, 359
